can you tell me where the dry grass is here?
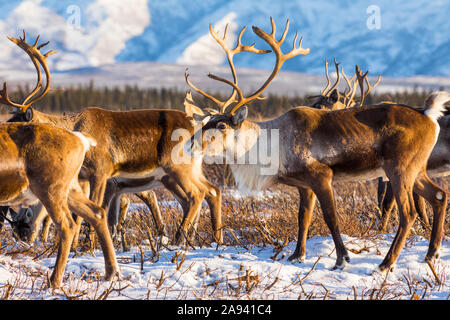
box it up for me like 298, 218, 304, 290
123, 174, 448, 250
0, 161, 448, 300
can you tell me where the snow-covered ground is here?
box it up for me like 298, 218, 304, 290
0, 233, 448, 300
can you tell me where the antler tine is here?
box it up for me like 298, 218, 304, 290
33, 35, 40, 47
269, 16, 277, 37
208, 73, 244, 102
278, 18, 290, 44
0, 82, 28, 109
355, 65, 369, 106
345, 79, 358, 108
267, 16, 290, 44
228, 17, 310, 114
320, 60, 331, 95
37, 40, 49, 50
223, 24, 229, 40
184, 68, 224, 107
235, 25, 245, 47
323, 58, 341, 97
341, 65, 355, 107
284, 32, 309, 60
364, 74, 381, 97
233, 26, 271, 55
341, 66, 359, 108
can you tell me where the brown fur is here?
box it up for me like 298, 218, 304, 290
198, 102, 446, 271
0, 123, 118, 288
309, 80, 449, 233
378, 115, 450, 231
3, 31, 221, 248
10, 181, 89, 251
184, 18, 445, 271
8, 107, 222, 245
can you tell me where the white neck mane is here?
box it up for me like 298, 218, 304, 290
227, 120, 279, 192
229, 164, 276, 193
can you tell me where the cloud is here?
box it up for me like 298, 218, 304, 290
0, 0, 150, 71
176, 12, 237, 66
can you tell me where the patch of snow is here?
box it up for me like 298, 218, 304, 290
0, 234, 448, 299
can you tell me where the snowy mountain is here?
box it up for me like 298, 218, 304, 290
0, 0, 449, 77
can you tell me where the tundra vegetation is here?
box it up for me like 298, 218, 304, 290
0, 22, 448, 300
0, 86, 448, 299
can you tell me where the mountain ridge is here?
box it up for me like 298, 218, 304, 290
0, 0, 448, 77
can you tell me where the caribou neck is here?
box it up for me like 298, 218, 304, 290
228, 118, 281, 193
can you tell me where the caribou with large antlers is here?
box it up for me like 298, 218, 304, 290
2, 31, 222, 246
185, 17, 448, 272
310, 61, 448, 232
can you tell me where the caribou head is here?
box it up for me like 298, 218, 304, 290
184, 17, 309, 162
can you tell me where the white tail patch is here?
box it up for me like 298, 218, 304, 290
423, 91, 450, 121
72, 131, 97, 152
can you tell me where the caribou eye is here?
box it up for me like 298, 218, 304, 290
217, 122, 227, 130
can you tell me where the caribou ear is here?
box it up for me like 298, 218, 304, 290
25, 207, 33, 220
24, 107, 33, 122
184, 91, 209, 125
184, 91, 205, 117
231, 106, 248, 126
329, 89, 339, 103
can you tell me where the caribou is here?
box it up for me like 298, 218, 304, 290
9, 185, 166, 251
377, 112, 450, 231
308, 60, 449, 232
184, 17, 448, 272
2, 31, 222, 246
0, 121, 119, 288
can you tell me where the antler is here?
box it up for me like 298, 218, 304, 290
185, 24, 270, 113
320, 58, 341, 97
341, 66, 358, 108
320, 60, 331, 95
355, 65, 381, 106
0, 30, 58, 112
222, 17, 310, 114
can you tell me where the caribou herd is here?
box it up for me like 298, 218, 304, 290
0, 18, 448, 288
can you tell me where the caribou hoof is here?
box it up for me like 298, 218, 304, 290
373, 264, 394, 276
287, 253, 305, 264
104, 270, 121, 282
332, 255, 350, 270
425, 250, 440, 262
